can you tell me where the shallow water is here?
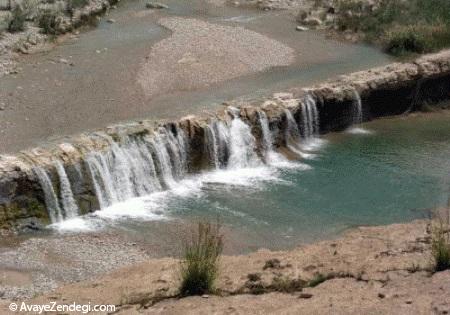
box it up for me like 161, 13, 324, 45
49, 111, 450, 252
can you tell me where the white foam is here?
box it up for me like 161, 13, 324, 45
299, 138, 328, 152
50, 216, 103, 233
346, 127, 374, 135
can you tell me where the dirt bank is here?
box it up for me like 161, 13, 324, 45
5, 218, 447, 315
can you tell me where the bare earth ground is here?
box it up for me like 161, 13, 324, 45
1, 219, 447, 314
137, 17, 295, 98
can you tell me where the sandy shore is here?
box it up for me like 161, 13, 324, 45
1, 218, 446, 314
137, 17, 295, 98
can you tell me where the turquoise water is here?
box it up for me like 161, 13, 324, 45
51, 112, 450, 252
165, 112, 450, 248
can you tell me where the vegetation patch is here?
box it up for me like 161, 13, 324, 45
179, 221, 223, 296
8, 6, 27, 33
37, 9, 63, 35
336, 0, 450, 55
431, 219, 450, 272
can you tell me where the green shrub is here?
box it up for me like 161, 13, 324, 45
66, 0, 89, 18
307, 273, 329, 287
335, 0, 450, 55
38, 10, 62, 34
179, 221, 223, 296
384, 23, 450, 55
8, 6, 27, 33
384, 26, 427, 55
431, 220, 450, 272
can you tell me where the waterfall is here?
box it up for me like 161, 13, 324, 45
284, 108, 301, 143
215, 121, 230, 168
54, 161, 79, 219
84, 132, 186, 209
347, 88, 372, 134
34, 167, 63, 223
205, 124, 220, 169
85, 152, 119, 209
352, 89, 363, 125
301, 95, 320, 138
228, 117, 261, 169
30, 106, 322, 225
150, 134, 177, 189
164, 127, 187, 179
284, 108, 316, 159
257, 110, 286, 164
258, 111, 274, 153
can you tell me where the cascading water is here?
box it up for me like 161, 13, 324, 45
215, 121, 231, 168
284, 109, 315, 159
352, 88, 363, 125
228, 115, 261, 169
205, 124, 220, 169
347, 88, 372, 134
301, 94, 320, 138
85, 129, 187, 209
31, 106, 322, 227
54, 161, 79, 219
86, 152, 119, 209
257, 110, 286, 165
284, 108, 301, 142
34, 167, 63, 223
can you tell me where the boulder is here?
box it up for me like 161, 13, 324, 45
302, 17, 322, 27
296, 25, 309, 32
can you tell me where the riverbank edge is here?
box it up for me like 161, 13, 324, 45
0, 0, 120, 77
8, 218, 448, 314
0, 49, 450, 232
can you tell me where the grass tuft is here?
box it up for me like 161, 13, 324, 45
179, 221, 223, 296
431, 219, 450, 272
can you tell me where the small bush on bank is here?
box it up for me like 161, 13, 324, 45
69, 0, 89, 9
8, 6, 27, 33
179, 221, 223, 296
66, 0, 90, 18
384, 23, 450, 55
38, 9, 62, 34
432, 219, 450, 272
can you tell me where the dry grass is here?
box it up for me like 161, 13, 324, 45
431, 208, 450, 272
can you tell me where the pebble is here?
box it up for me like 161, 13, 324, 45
146, 2, 169, 9
296, 26, 309, 31
299, 293, 313, 299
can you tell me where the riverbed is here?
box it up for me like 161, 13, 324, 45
0, 0, 390, 153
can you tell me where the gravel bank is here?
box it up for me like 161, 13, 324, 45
0, 233, 149, 300
137, 17, 295, 98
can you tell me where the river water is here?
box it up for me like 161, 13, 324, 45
48, 111, 450, 252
